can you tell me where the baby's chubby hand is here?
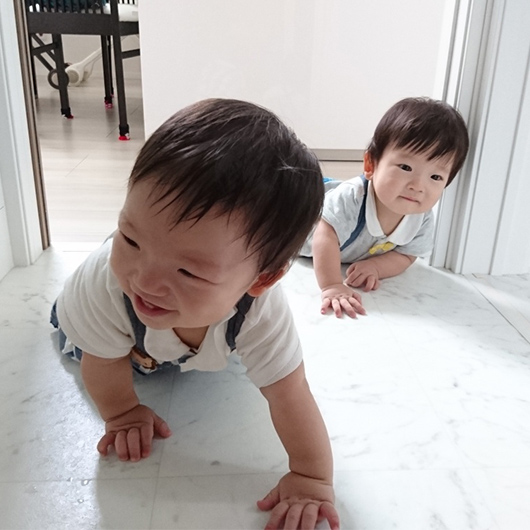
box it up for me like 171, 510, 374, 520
345, 260, 381, 292
257, 472, 340, 530
97, 404, 172, 461
320, 283, 366, 319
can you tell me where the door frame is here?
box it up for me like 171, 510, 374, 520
0, 0, 47, 269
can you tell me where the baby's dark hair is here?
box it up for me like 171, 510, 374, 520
129, 98, 324, 273
366, 97, 469, 185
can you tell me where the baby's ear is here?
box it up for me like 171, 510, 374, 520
247, 268, 286, 297
363, 152, 375, 178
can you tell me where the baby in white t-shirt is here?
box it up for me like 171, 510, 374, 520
51, 99, 339, 530
301, 97, 469, 319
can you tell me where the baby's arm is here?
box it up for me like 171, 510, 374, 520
81, 352, 172, 460
345, 251, 416, 291
258, 363, 340, 530
312, 219, 365, 318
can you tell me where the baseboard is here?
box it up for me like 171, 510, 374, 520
313, 149, 364, 161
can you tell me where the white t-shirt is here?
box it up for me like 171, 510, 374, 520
56, 240, 302, 388
300, 176, 435, 263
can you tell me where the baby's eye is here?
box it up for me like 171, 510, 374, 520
431, 174, 443, 182
399, 164, 412, 172
178, 268, 197, 279
121, 232, 139, 249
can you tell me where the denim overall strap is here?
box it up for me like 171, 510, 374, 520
123, 294, 167, 374
123, 292, 256, 355
123, 293, 148, 353
225, 293, 255, 351
339, 174, 369, 252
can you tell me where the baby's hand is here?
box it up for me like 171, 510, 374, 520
257, 472, 340, 530
320, 283, 365, 319
97, 404, 172, 461
345, 260, 381, 291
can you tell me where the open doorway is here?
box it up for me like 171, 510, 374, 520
15, 1, 144, 251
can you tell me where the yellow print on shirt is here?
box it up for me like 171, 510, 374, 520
368, 241, 396, 255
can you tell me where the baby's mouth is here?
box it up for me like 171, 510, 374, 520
142, 298, 159, 309
134, 294, 171, 317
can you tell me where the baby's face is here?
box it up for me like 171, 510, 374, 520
368, 146, 453, 218
110, 180, 261, 331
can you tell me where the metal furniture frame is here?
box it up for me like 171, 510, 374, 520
25, 0, 139, 139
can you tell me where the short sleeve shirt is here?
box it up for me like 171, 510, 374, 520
301, 176, 435, 263
56, 240, 302, 388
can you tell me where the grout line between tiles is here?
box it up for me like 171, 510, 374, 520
465, 274, 530, 345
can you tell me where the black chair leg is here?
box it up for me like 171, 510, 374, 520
29, 38, 39, 99
52, 33, 73, 119
100, 35, 113, 108
111, 33, 129, 140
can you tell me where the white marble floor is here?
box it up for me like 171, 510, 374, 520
1, 248, 530, 529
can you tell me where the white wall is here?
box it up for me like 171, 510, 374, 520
139, 0, 448, 151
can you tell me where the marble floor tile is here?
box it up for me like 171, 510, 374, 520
152, 474, 328, 530
0, 478, 158, 530
468, 467, 530, 530
332, 469, 498, 530
160, 361, 288, 478
0, 325, 174, 483
2, 237, 530, 528
0, 248, 89, 328
150, 469, 499, 530
469, 273, 530, 342
316, 378, 467, 472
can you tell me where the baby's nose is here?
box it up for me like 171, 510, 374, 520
135, 268, 169, 296
407, 174, 423, 190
